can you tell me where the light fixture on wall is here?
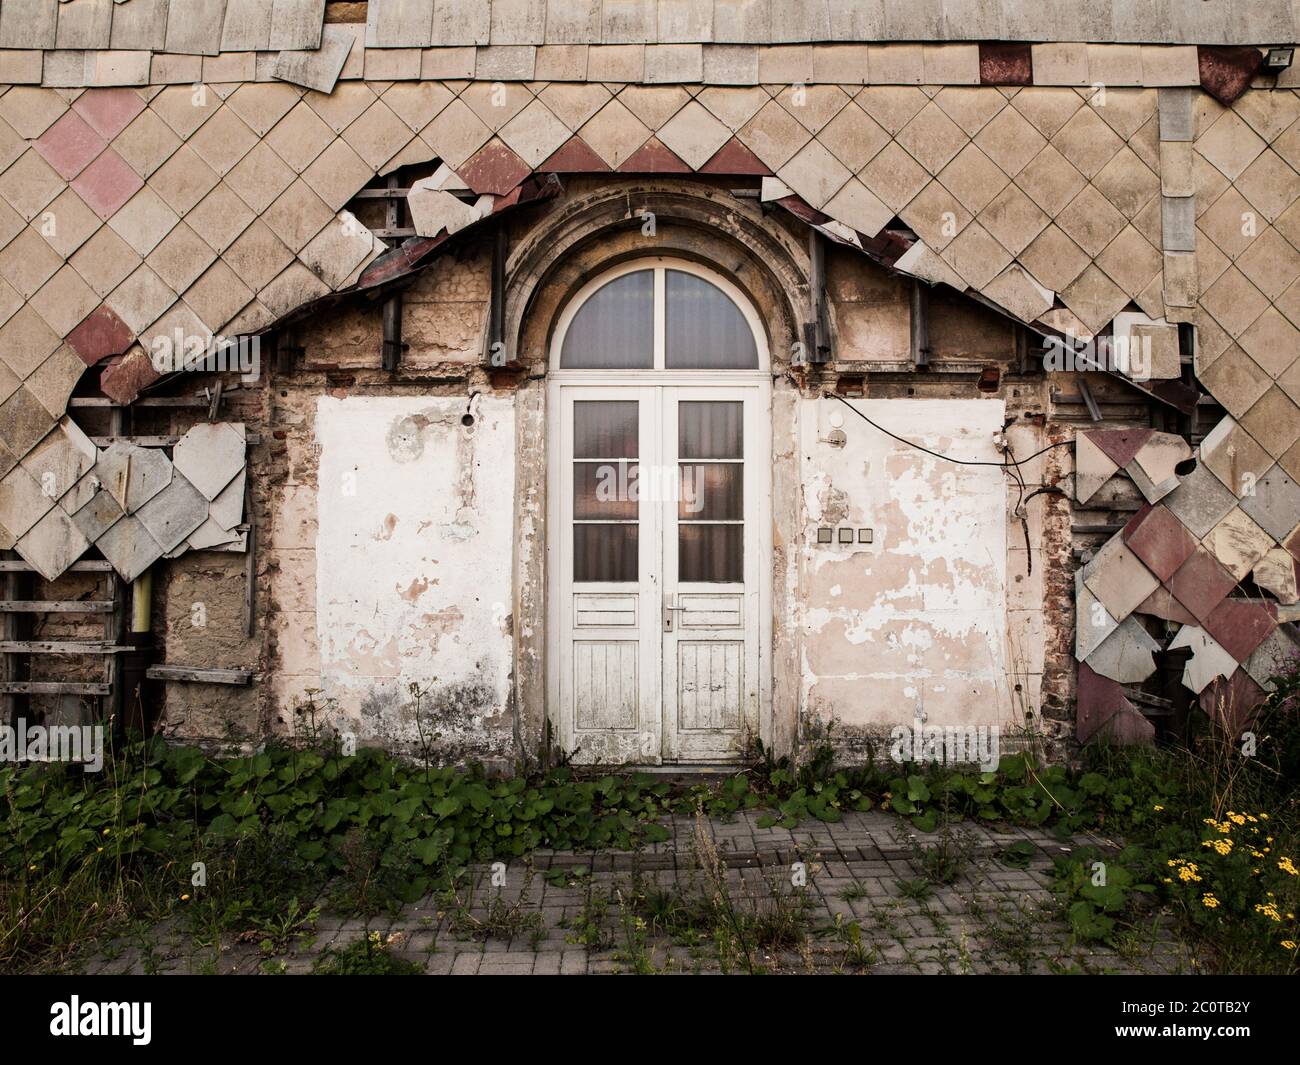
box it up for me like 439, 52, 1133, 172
1264, 48, 1294, 73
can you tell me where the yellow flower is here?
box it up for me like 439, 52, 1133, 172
1283, 941, 1297, 951
102, 827, 110, 836
1202, 838, 1233, 856
1178, 865, 1202, 883
1154, 805, 1164, 811
1202, 894, 1220, 909
1229, 813, 1246, 826
180, 894, 190, 901
27, 864, 36, 872
1256, 903, 1282, 922
1278, 857, 1298, 877
1261, 813, 1270, 820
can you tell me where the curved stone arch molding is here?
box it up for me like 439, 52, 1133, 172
503, 179, 815, 371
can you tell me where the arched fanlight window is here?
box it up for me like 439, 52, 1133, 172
556, 261, 764, 370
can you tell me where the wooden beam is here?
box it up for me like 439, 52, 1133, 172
0, 681, 111, 695
0, 642, 138, 654
146, 665, 253, 685
1077, 379, 1104, 422
0, 601, 115, 613
807, 228, 830, 364
910, 278, 930, 368
0, 560, 113, 572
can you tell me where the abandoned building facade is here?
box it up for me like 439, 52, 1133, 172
1, 1, 1299, 772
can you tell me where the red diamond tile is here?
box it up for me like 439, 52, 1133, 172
618, 136, 691, 174
34, 110, 107, 180
1167, 545, 1239, 623
72, 88, 147, 141
538, 136, 611, 173
699, 137, 771, 176
99, 346, 161, 405
1203, 597, 1277, 661
71, 148, 144, 221
1198, 46, 1262, 106
1076, 662, 1130, 744
66, 305, 135, 366
1198, 668, 1265, 734
457, 140, 531, 195
1089, 427, 1154, 470
1122, 504, 1198, 581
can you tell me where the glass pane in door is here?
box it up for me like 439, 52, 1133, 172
574, 401, 638, 582
677, 401, 743, 583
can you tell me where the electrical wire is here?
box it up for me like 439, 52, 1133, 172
824, 392, 1074, 469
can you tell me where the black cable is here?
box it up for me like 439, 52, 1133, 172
825, 392, 1074, 469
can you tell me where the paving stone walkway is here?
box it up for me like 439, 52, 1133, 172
85, 810, 1194, 975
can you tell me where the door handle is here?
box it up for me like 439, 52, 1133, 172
663, 595, 684, 631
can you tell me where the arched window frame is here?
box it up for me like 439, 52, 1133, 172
548, 258, 771, 378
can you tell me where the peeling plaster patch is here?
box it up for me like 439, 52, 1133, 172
315, 396, 515, 757
800, 398, 1010, 729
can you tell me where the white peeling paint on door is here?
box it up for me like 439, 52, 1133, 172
799, 398, 1011, 730
314, 395, 515, 756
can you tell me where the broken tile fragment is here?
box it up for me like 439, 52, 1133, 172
95, 440, 172, 513
1252, 548, 1299, 604
1198, 669, 1265, 735
1085, 615, 1160, 684
171, 422, 245, 501
1075, 570, 1119, 660
1203, 506, 1273, 579
1074, 430, 1119, 504
1169, 624, 1238, 694
1243, 624, 1300, 691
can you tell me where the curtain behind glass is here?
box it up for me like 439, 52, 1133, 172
664, 270, 758, 369
560, 270, 654, 368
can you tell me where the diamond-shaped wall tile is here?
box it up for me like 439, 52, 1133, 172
1052, 105, 1123, 178
34, 110, 107, 180
1198, 348, 1274, 419
1239, 465, 1300, 541
135, 470, 208, 552
1061, 265, 1129, 334
1200, 416, 1274, 496
1163, 458, 1239, 538
14, 504, 90, 582
1237, 306, 1300, 378
0, 462, 54, 539
71, 148, 145, 221
1203, 597, 1277, 662
172, 421, 246, 501
95, 440, 172, 513
1203, 506, 1275, 579
1081, 533, 1160, 623
895, 102, 969, 175
1196, 110, 1267, 180
95, 512, 164, 582
1086, 614, 1160, 684
1240, 386, 1300, 459
1075, 572, 1119, 661
1168, 545, 1240, 623
1018, 224, 1089, 293
1122, 503, 1197, 581
1235, 149, 1300, 225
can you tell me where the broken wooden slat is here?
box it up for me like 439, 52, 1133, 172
0, 681, 111, 695
0, 560, 113, 572
89, 434, 262, 447
146, 665, 253, 685
0, 601, 115, 613
0, 642, 137, 654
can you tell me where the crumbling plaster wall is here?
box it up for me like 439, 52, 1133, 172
312, 394, 515, 763
153, 182, 1061, 766
796, 397, 1025, 754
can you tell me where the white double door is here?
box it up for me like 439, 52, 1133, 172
549, 382, 769, 765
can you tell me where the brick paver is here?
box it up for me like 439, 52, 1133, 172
86, 810, 1194, 975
